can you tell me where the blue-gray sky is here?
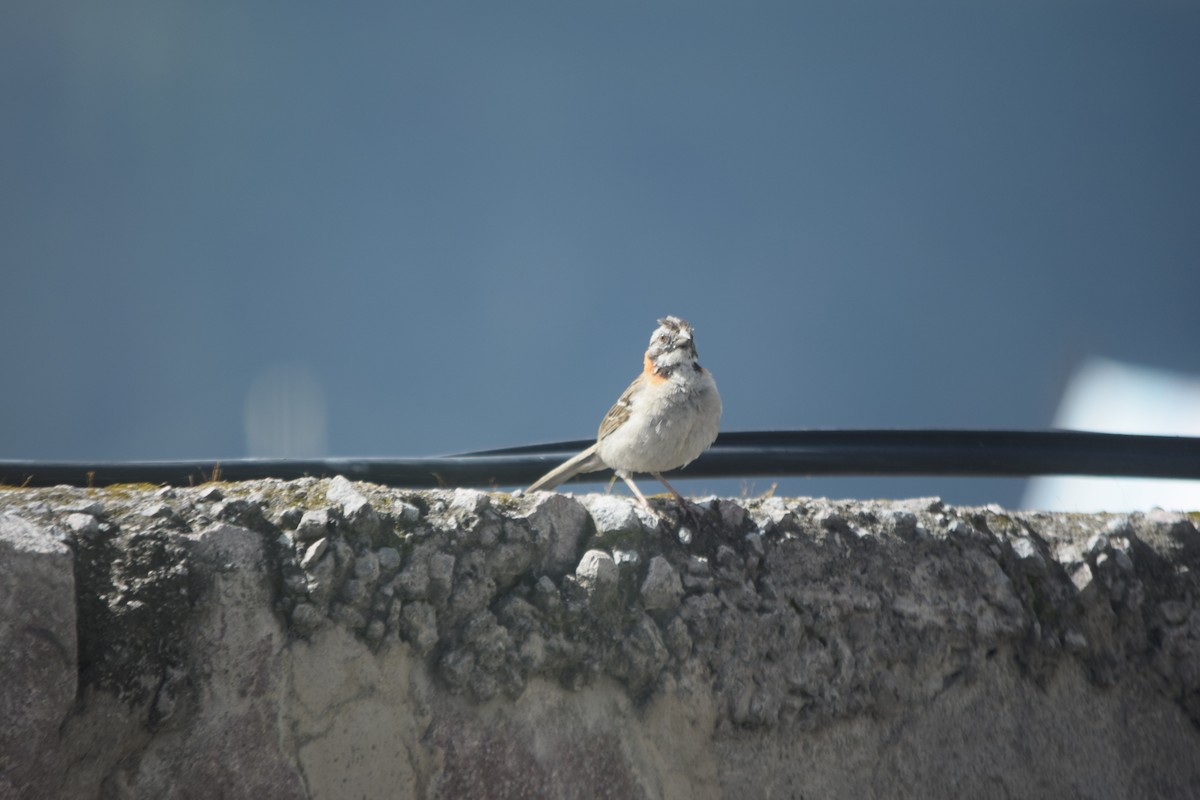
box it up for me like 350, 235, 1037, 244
3, 1, 1198, 506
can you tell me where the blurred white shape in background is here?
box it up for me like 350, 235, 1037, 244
1023, 357, 1200, 512
244, 362, 328, 458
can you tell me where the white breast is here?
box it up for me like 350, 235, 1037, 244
597, 367, 721, 474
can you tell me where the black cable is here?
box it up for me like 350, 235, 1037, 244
2, 430, 1198, 489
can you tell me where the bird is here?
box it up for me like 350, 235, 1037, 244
527, 315, 721, 515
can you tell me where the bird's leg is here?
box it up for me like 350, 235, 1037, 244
651, 472, 686, 504
652, 472, 702, 527
617, 471, 657, 516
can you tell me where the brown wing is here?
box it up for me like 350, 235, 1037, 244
597, 373, 642, 441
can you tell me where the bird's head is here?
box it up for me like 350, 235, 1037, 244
646, 315, 699, 375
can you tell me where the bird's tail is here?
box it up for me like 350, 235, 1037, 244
527, 444, 606, 492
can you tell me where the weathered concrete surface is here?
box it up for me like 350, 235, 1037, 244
1, 479, 1199, 799
0, 513, 77, 799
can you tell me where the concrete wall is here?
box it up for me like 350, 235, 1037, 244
2, 478, 1199, 799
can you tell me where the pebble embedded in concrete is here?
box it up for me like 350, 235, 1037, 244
576, 549, 618, 595
583, 495, 645, 541
641, 555, 684, 612
65, 512, 99, 537
300, 537, 328, 569
296, 508, 331, 542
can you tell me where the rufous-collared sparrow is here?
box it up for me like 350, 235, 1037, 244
528, 316, 722, 514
